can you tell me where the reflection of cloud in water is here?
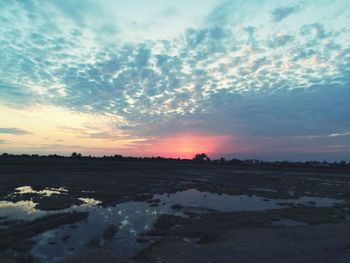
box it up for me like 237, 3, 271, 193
120, 219, 129, 228
0, 200, 45, 221
155, 189, 343, 212
0, 188, 345, 262
31, 201, 169, 262
78, 198, 101, 206
15, 186, 68, 196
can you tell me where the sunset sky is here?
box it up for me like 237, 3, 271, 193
0, 0, 350, 160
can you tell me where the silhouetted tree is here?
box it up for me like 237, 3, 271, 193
71, 152, 82, 158
219, 157, 226, 164
193, 153, 210, 162
113, 154, 123, 160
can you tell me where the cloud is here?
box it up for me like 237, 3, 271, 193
329, 131, 350, 137
0, 128, 32, 135
0, 139, 10, 144
158, 6, 179, 18
0, 81, 37, 107
2, 0, 348, 120
267, 34, 294, 48
0, 0, 350, 159
79, 131, 130, 141
272, 5, 300, 22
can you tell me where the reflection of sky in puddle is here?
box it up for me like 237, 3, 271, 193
251, 188, 278, 192
0, 200, 45, 221
32, 202, 177, 262
78, 198, 102, 206
14, 186, 68, 196
155, 189, 342, 212
0, 187, 345, 262
272, 218, 308, 227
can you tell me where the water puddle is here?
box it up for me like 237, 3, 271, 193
14, 186, 68, 197
272, 218, 308, 227
32, 201, 173, 262
78, 198, 102, 206
0, 187, 345, 262
251, 188, 278, 193
0, 200, 45, 221
155, 189, 342, 212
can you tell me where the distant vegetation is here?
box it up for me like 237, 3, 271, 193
0, 152, 349, 170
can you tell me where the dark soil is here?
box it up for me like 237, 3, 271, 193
1, 160, 350, 262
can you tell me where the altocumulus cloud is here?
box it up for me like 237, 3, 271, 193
0, 139, 10, 144
272, 5, 301, 22
0, 0, 350, 159
0, 128, 32, 135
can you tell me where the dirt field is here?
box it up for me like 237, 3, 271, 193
0, 160, 350, 262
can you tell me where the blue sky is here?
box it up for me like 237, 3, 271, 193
0, 0, 350, 160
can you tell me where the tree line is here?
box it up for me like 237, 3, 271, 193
0, 152, 349, 169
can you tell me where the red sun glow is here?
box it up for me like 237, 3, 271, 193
139, 133, 237, 159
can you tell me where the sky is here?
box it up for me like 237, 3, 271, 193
0, 0, 350, 161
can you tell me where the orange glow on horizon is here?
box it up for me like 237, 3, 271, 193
137, 133, 237, 159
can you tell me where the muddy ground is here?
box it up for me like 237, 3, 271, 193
0, 160, 350, 262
